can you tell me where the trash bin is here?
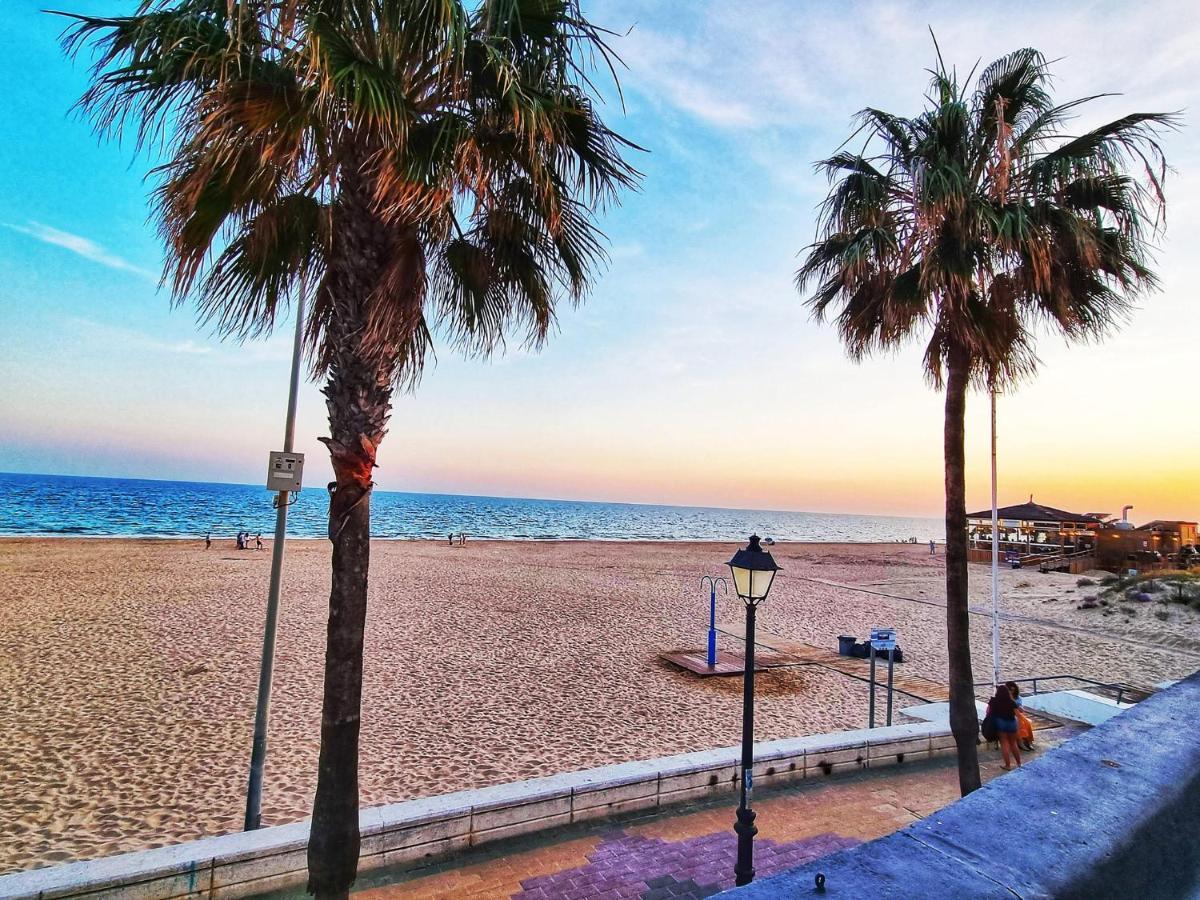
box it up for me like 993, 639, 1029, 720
837, 635, 857, 656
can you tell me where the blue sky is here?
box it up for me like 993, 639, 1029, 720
1, 0, 1197, 520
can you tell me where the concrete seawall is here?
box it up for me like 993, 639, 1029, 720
722, 669, 1200, 899
0, 721, 956, 899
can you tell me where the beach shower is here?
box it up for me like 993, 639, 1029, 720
699, 575, 728, 667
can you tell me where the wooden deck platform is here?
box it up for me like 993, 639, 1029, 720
659, 649, 771, 676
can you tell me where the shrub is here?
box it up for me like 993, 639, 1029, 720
1100, 575, 1119, 586
1144, 580, 1164, 593
1164, 581, 1200, 604
1155, 610, 1170, 621
1077, 577, 1095, 587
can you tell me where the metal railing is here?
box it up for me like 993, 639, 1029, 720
974, 674, 1147, 707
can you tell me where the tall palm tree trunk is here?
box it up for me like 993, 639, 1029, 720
307, 177, 396, 900
944, 343, 981, 796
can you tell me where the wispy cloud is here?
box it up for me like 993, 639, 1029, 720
609, 242, 646, 260
4, 221, 157, 282
65, 317, 214, 357
169, 340, 214, 355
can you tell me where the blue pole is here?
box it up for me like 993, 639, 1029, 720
708, 583, 717, 667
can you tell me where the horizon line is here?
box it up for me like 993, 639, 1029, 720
0, 469, 945, 523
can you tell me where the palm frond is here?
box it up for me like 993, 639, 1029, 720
197, 193, 328, 337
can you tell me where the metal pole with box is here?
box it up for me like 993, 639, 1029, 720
244, 284, 307, 831
869, 628, 897, 729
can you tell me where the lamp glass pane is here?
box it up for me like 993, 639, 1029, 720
730, 565, 752, 598
750, 568, 776, 599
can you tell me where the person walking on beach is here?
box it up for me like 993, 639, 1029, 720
205, 532, 211, 550
255, 533, 263, 551
236, 531, 246, 550
448, 532, 454, 546
986, 684, 1022, 769
929, 539, 936, 555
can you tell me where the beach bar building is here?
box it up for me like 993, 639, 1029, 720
1094, 520, 1199, 571
966, 499, 1104, 563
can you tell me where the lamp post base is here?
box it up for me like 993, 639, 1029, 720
734, 804, 757, 886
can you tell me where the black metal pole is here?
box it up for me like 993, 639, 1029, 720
868, 643, 876, 729
886, 647, 895, 726
734, 601, 758, 886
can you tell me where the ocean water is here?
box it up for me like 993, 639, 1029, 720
0, 472, 944, 542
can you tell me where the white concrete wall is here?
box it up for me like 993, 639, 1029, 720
0, 722, 954, 900
1023, 689, 1134, 726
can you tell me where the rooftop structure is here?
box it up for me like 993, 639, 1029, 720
966, 499, 1198, 572
966, 497, 1102, 560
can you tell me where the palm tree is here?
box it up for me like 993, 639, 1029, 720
59, 1, 639, 895
797, 43, 1171, 797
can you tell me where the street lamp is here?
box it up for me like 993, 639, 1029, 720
727, 534, 780, 887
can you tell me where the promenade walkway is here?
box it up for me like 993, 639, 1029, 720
352, 739, 1061, 900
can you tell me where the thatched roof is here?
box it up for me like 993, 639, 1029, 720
966, 501, 1103, 525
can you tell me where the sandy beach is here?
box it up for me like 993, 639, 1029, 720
1, 537, 1197, 873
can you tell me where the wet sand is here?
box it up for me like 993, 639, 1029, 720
1, 538, 1196, 873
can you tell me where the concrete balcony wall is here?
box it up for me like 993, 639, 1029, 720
0, 721, 954, 900
722, 669, 1200, 899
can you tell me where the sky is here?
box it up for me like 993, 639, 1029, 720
0, 0, 1197, 522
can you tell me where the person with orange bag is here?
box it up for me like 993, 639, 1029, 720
1007, 681, 1035, 752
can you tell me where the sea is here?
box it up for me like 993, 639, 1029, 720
0, 472, 944, 542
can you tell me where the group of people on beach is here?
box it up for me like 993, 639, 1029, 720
447, 532, 467, 546
235, 531, 263, 550
203, 531, 262, 550
985, 680, 1036, 769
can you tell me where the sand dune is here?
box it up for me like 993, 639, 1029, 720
1, 538, 1196, 873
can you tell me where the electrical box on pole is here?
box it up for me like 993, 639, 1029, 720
266, 451, 305, 492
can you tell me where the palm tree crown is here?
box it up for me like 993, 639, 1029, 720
797, 44, 1173, 388
62, 0, 641, 387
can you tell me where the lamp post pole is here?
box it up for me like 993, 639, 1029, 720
244, 278, 306, 831
726, 534, 779, 889
734, 598, 758, 886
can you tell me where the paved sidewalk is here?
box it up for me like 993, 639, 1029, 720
354, 742, 1041, 900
